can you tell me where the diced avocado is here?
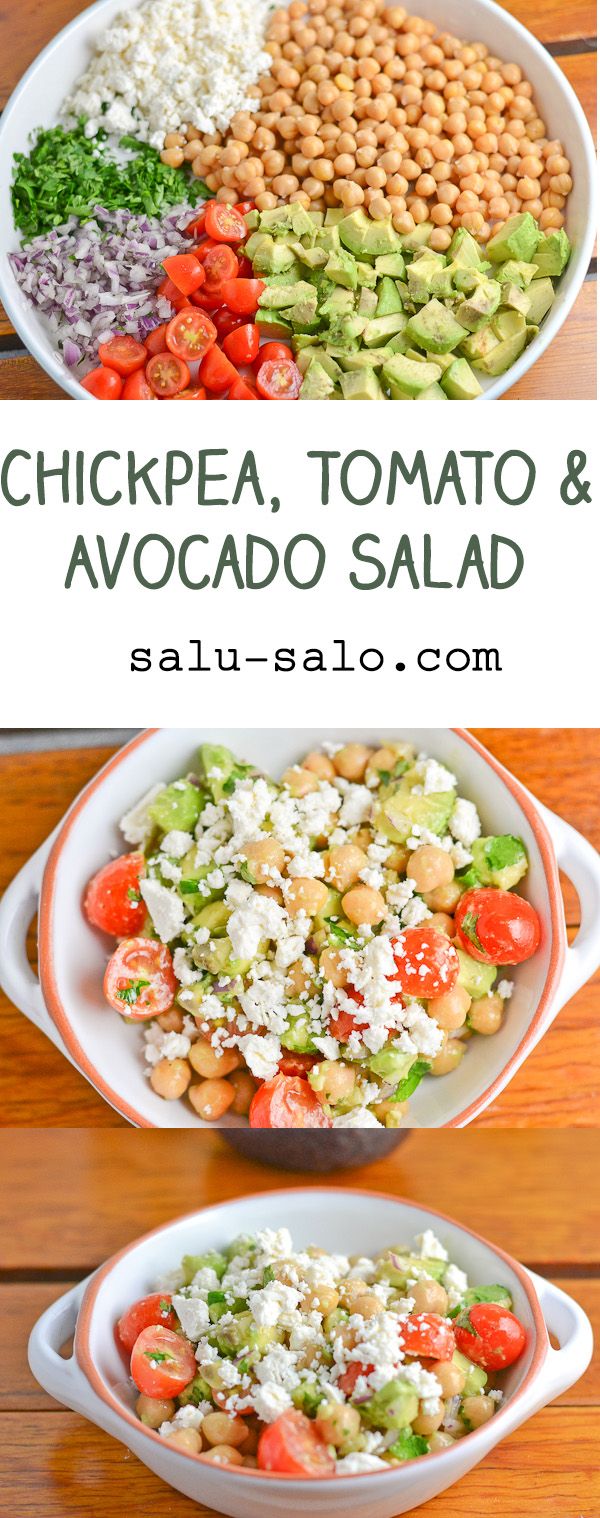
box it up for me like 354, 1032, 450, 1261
361, 1379, 419, 1431
340, 347, 394, 371
289, 287, 319, 326
452, 267, 487, 296
525, 323, 539, 346
325, 208, 346, 225
501, 283, 531, 316
339, 208, 404, 258
425, 349, 454, 371
281, 1011, 317, 1051
525, 276, 555, 325
328, 312, 364, 347
181, 1250, 226, 1285
363, 312, 408, 347
376, 1250, 447, 1287
214, 1310, 282, 1357
289, 240, 329, 270
378, 786, 455, 839
307, 210, 325, 226
316, 225, 341, 254
255, 310, 293, 339
459, 326, 499, 362
405, 349, 428, 363
149, 780, 201, 834
532, 227, 571, 277
249, 235, 298, 275
292, 333, 321, 352
194, 900, 229, 933
405, 298, 466, 354
320, 286, 354, 319
416, 381, 447, 399
440, 358, 483, 400
461, 1284, 513, 1312
457, 947, 497, 1000
358, 286, 379, 319
382, 353, 442, 399
492, 309, 526, 340
495, 259, 538, 288
448, 227, 483, 269
368, 1046, 417, 1081
429, 264, 456, 299
400, 221, 434, 251
296, 346, 342, 380
258, 204, 316, 240
258, 280, 314, 311
456, 278, 501, 331
474, 328, 527, 375
487, 211, 540, 265
340, 368, 384, 399
244, 209, 259, 230
376, 275, 404, 316
470, 834, 528, 890
176, 1373, 213, 1409
356, 260, 378, 288
387, 329, 410, 354
375, 253, 406, 279
325, 247, 359, 290
406, 251, 446, 303
292, 1381, 325, 1415
299, 359, 335, 398
453, 1349, 488, 1396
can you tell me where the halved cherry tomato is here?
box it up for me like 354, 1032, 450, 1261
84, 852, 146, 936
256, 357, 302, 399
391, 926, 460, 999
146, 352, 190, 397
80, 365, 123, 400
157, 276, 191, 312
162, 253, 206, 296
166, 308, 216, 362
145, 322, 170, 356
199, 344, 238, 394
201, 244, 240, 288
454, 1303, 527, 1370
253, 341, 293, 373
401, 1313, 456, 1361
104, 937, 177, 1019
117, 1294, 177, 1355
258, 1410, 335, 1476
228, 376, 258, 399
212, 307, 247, 340
455, 888, 541, 966
223, 322, 260, 366
278, 1051, 321, 1077
205, 202, 248, 243
185, 206, 208, 238
122, 370, 155, 399
97, 335, 147, 376
249, 1073, 332, 1128
190, 288, 224, 311
130, 1325, 197, 1399
234, 200, 255, 215
173, 386, 207, 399
221, 278, 265, 316
236, 256, 253, 278
338, 1361, 374, 1398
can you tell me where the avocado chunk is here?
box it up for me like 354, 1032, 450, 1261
299, 360, 336, 398
474, 328, 527, 375
406, 251, 446, 302
456, 278, 501, 331
459, 326, 499, 362
325, 247, 359, 289
470, 834, 528, 890
532, 227, 571, 277
400, 221, 434, 251
440, 358, 483, 400
381, 352, 441, 399
492, 309, 526, 341
258, 204, 316, 240
376, 1249, 447, 1287
405, 298, 466, 354
324, 208, 345, 225
281, 1011, 318, 1050
378, 785, 455, 839
340, 346, 395, 371
375, 253, 406, 279
340, 368, 384, 399
496, 258, 538, 288
416, 381, 447, 399
368, 1046, 418, 1081
149, 781, 201, 834
361, 1379, 419, 1431
251, 236, 298, 276
320, 286, 354, 319
358, 286, 378, 318
376, 275, 404, 316
461, 1284, 513, 1312
448, 227, 483, 269
258, 280, 314, 311
525, 276, 555, 325
339, 208, 404, 258
289, 240, 329, 270
363, 312, 408, 347
487, 211, 540, 264
255, 309, 293, 339
453, 1349, 488, 1396
457, 948, 497, 1000
296, 346, 342, 380
501, 283, 531, 317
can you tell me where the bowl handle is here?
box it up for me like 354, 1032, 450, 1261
526, 1269, 594, 1402
28, 1280, 128, 1441
537, 801, 600, 1006
0, 832, 70, 1059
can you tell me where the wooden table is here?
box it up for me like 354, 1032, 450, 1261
1, 1128, 598, 1516
0, 729, 598, 1127
0, 0, 596, 400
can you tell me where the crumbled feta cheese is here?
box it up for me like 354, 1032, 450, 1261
443, 1262, 468, 1309
497, 979, 514, 999
313, 1034, 340, 1061
449, 798, 481, 848
251, 1382, 293, 1423
399, 895, 432, 929
160, 830, 194, 859
339, 785, 373, 827
237, 1032, 281, 1080
335, 1453, 389, 1472
415, 1229, 448, 1261
419, 759, 457, 795
144, 1028, 191, 1066
172, 1294, 210, 1340
248, 1280, 302, 1327
139, 878, 185, 943
120, 783, 165, 845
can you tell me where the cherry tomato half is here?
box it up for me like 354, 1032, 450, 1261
249, 1073, 332, 1128
401, 1313, 456, 1361
221, 278, 265, 316
157, 276, 191, 313
166, 308, 216, 362
84, 852, 146, 936
205, 202, 248, 243
256, 357, 302, 399
173, 386, 207, 399
201, 244, 239, 288
122, 370, 155, 399
391, 926, 460, 999
455, 888, 542, 966
278, 1051, 321, 1078
223, 322, 260, 366
258, 1410, 336, 1477
199, 344, 238, 394
80, 365, 123, 400
253, 341, 293, 372
104, 937, 177, 1019
236, 256, 253, 279
130, 1325, 197, 1399
228, 376, 259, 399
234, 200, 255, 216
454, 1303, 527, 1370
212, 307, 248, 340
146, 352, 190, 397
117, 1293, 177, 1355
97, 335, 147, 376
145, 322, 170, 356
338, 1361, 374, 1398
162, 253, 206, 296
185, 207, 207, 238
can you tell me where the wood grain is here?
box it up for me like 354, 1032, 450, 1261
1, 731, 598, 1128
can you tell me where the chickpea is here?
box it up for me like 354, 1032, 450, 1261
241, 836, 285, 883
189, 1038, 241, 1080
160, 147, 185, 168
333, 743, 373, 781
468, 992, 504, 1035
188, 1078, 235, 1121
342, 884, 387, 926
203, 1445, 244, 1465
285, 877, 329, 917
303, 750, 337, 780
136, 1395, 176, 1429
407, 845, 455, 893
429, 911, 455, 936
282, 765, 319, 796
228, 1069, 257, 1116
339, 1277, 369, 1307
319, 947, 349, 987
462, 1395, 496, 1428
413, 1397, 445, 1436
314, 1059, 356, 1102
157, 1007, 184, 1033
432, 1358, 466, 1397
410, 1278, 449, 1314
428, 984, 471, 1032
315, 1400, 362, 1446
325, 843, 369, 890
351, 1292, 383, 1318
302, 1284, 340, 1314
430, 1039, 466, 1076
166, 1428, 202, 1454
150, 1058, 191, 1100
429, 1430, 457, 1451
202, 1412, 248, 1448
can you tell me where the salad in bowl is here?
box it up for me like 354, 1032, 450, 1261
84, 738, 542, 1128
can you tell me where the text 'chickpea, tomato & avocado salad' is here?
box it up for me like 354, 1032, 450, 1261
118, 1225, 527, 1474
8, 0, 574, 398
83, 739, 542, 1127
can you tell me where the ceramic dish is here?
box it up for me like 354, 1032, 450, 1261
2, 727, 600, 1128
28, 1187, 593, 1517
0, 0, 596, 401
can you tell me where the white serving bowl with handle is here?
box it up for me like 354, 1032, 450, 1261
28, 1187, 594, 1517
0, 0, 595, 400
1, 727, 600, 1128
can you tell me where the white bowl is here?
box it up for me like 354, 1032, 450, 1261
28, 1187, 593, 1517
0, 0, 596, 400
2, 727, 600, 1128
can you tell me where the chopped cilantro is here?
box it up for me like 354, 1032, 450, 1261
393, 1059, 430, 1101
143, 1349, 174, 1363
127, 886, 141, 903
207, 1290, 227, 1304
179, 879, 200, 895
387, 1428, 429, 1460
262, 1266, 275, 1286
115, 978, 150, 1005
485, 835, 526, 872
460, 910, 485, 955
328, 921, 359, 948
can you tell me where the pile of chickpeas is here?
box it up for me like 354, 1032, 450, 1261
160, 0, 572, 247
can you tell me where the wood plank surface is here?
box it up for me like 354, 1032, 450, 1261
1, 730, 598, 1127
